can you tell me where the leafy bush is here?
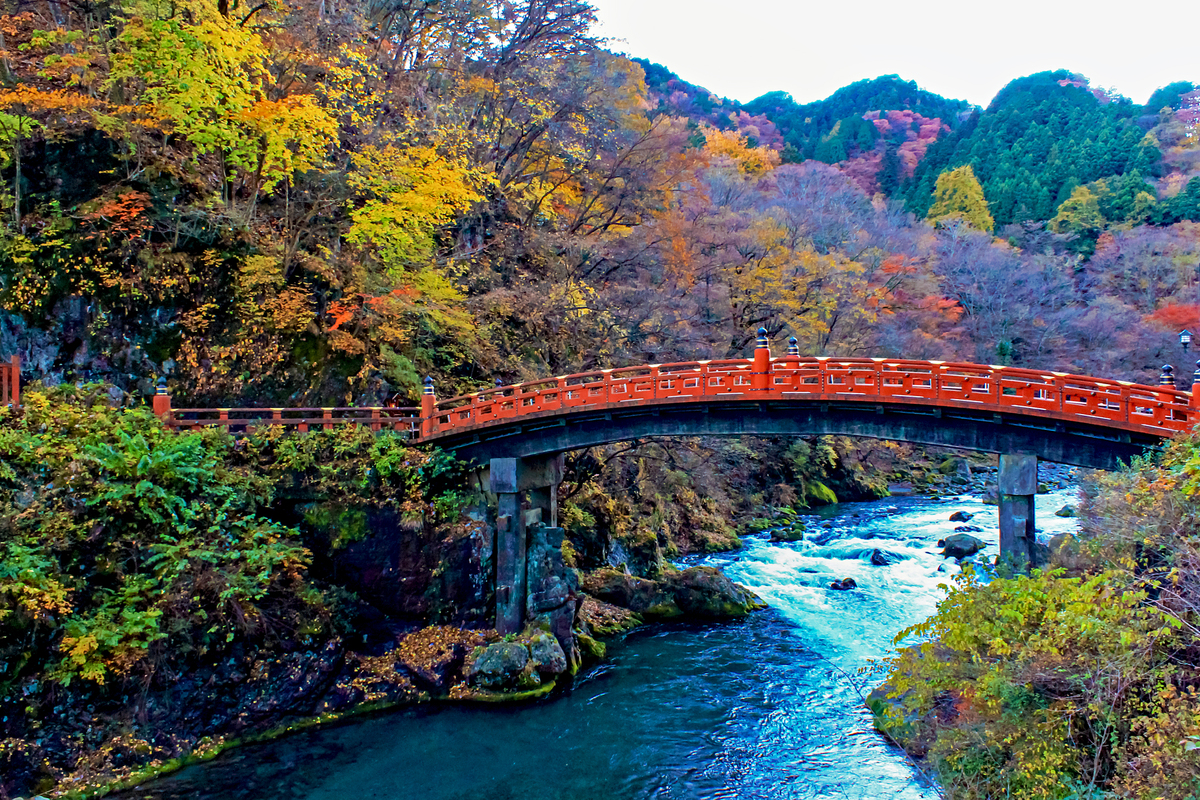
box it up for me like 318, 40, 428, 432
878, 431, 1200, 799
0, 385, 466, 697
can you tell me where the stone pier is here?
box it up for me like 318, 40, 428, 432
998, 453, 1042, 570
488, 455, 565, 635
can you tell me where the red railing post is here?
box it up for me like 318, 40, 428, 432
420, 376, 436, 438
152, 377, 172, 426
751, 327, 771, 393
1191, 361, 1200, 428
9, 355, 18, 407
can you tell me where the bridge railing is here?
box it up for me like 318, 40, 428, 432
146, 344, 1196, 442
425, 356, 1196, 438
167, 407, 419, 434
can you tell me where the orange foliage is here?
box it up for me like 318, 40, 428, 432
1144, 303, 1200, 330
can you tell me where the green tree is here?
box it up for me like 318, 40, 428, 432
927, 165, 994, 232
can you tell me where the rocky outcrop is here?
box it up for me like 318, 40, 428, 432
524, 524, 581, 671
577, 596, 643, 637
581, 565, 765, 626
830, 577, 858, 590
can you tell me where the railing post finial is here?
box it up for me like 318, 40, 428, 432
756, 327, 769, 350
787, 337, 799, 357
1160, 364, 1176, 387
495, 378, 503, 388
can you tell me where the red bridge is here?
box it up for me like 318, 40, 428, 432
155, 334, 1196, 472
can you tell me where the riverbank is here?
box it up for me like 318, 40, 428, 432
871, 434, 1200, 799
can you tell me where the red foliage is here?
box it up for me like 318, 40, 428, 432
1144, 304, 1200, 331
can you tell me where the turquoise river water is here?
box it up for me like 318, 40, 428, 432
118, 486, 1081, 800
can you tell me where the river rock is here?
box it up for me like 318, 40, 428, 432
771, 524, 805, 542
941, 533, 986, 559
954, 525, 982, 533
664, 566, 765, 618
581, 569, 667, 613
830, 577, 858, 590
527, 632, 568, 676
1055, 505, 1077, 518
869, 549, 905, 566
465, 642, 531, 690
948, 511, 973, 522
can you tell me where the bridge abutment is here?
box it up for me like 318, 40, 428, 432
998, 454, 1044, 571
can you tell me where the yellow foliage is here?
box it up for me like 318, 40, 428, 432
347, 144, 485, 278
702, 128, 780, 175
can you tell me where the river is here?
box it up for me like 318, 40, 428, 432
119, 486, 1081, 800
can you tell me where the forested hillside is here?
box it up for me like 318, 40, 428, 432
0, 0, 1196, 402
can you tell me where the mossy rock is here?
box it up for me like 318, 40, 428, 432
577, 633, 606, 661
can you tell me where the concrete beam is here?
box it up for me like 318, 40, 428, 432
488, 454, 564, 493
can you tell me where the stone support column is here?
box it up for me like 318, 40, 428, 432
998, 453, 1037, 571
489, 454, 564, 635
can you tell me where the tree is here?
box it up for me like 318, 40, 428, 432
927, 165, 994, 232
1050, 186, 1104, 237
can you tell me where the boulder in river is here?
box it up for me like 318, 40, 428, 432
830, 577, 858, 590
869, 549, 905, 566
1055, 505, 1077, 518
663, 566, 766, 619
581, 569, 667, 613
582, 566, 764, 623
770, 524, 805, 542
948, 511, 974, 522
954, 525, 982, 533
941, 533, 986, 560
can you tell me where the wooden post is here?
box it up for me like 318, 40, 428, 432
9, 355, 18, 407
420, 376, 436, 438
1191, 361, 1200, 427
152, 377, 172, 425
751, 327, 771, 393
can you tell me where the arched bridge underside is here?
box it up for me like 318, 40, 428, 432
429, 397, 1164, 472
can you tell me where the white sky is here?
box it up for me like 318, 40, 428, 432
590, 0, 1199, 108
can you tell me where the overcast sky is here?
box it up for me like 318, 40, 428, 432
590, 0, 1199, 108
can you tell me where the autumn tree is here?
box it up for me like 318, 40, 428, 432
927, 165, 994, 232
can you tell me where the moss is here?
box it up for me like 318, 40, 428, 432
643, 601, 684, 620
577, 633, 606, 661
456, 679, 558, 704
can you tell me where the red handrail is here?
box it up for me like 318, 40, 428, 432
424, 357, 1195, 440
